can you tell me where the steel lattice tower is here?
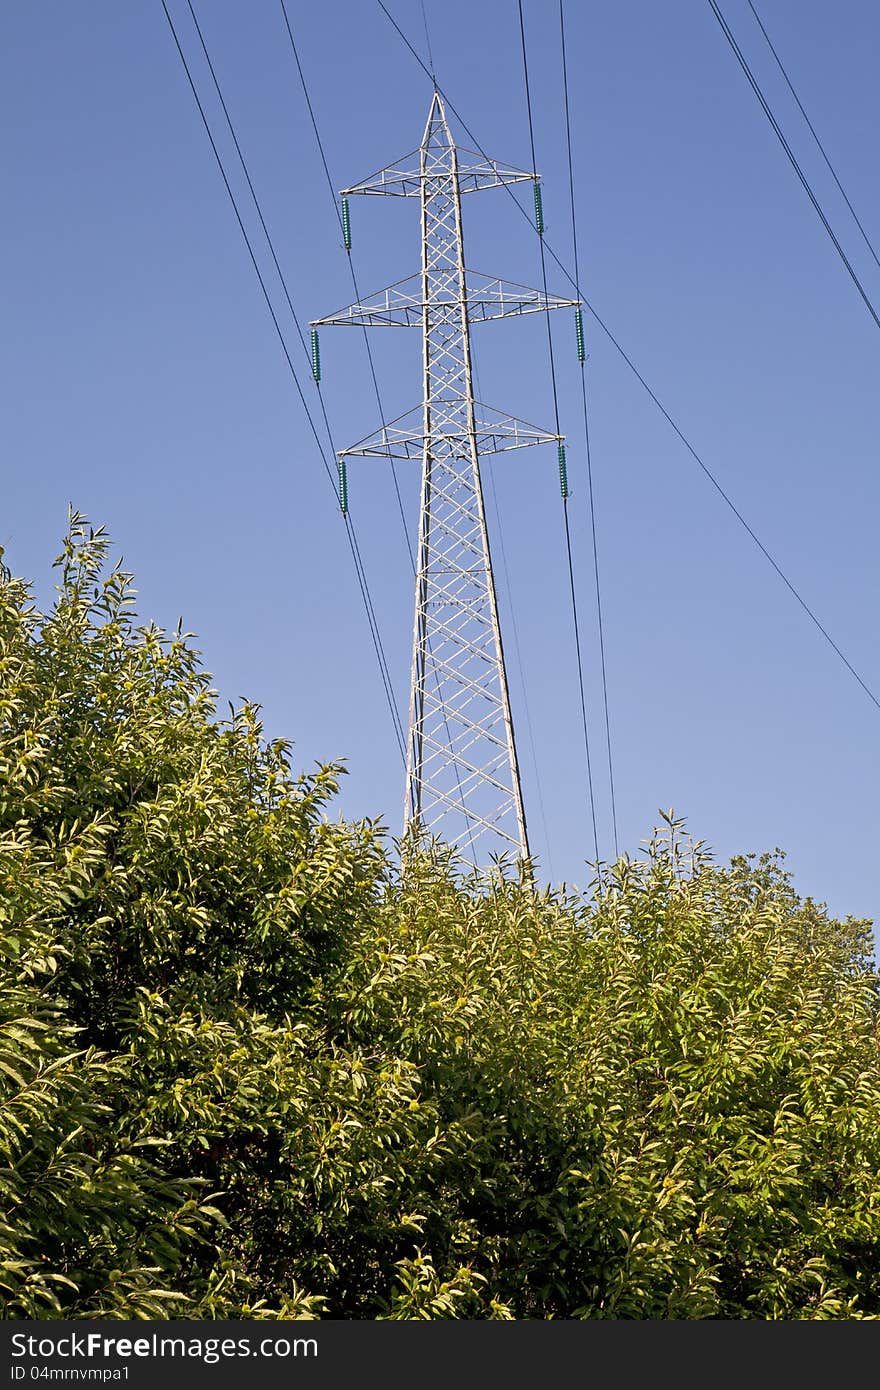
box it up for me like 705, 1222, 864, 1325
314, 94, 576, 861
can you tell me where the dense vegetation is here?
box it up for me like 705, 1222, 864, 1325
1, 518, 878, 1319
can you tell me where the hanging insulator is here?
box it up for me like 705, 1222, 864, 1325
557, 442, 569, 499
574, 305, 585, 363
337, 456, 348, 515
533, 180, 545, 235
341, 195, 352, 251
310, 327, 321, 383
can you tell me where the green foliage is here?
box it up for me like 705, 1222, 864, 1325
335, 834, 880, 1318
0, 515, 386, 1317
1, 518, 878, 1319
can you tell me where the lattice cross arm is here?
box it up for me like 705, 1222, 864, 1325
312, 271, 578, 330
342, 148, 537, 199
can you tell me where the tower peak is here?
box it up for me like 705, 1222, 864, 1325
421, 90, 452, 150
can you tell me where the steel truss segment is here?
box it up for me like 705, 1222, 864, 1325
429, 744, 512, 787
339, 403, 562, 461
420, 705, 506, 751
342, 147, 536, 199
417, 734, 516, 801
419, 786, 520, 844
412, 754, 517, 816
422, 696, 493, 745
419, 646, 507, 707
311, 271, 578, 329
320, 90, 541, 862
404, 91, 529, 859
421, 726, 510, 780
341, 147, 424, 197
416, 783, 521, 850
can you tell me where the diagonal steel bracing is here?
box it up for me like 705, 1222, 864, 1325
314, 93, 576, 861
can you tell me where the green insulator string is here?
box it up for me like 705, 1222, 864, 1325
310, 327, 321, 383
533, 179, 544, 235
337, 456, 348, 515
574, 305, 585, 363
341, 195, 352, 251
557, 442, 569, 499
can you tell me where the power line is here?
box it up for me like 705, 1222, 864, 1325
277, 0, 484, 861
707, 0, 880, 333
485, 460, 554, 880
374, 0, 880, 717
746, 0, 880, 275
583, 314, 880, 716
420, 0, 436, 86
277, 0, 412, 561
517, 0, 599, 866
184, 0, 313, 383
167, 2, 404, 763
159, 0, 406, 762
182, 0, 383, 549
179, 0, 404, 746
471, 338, 554, 875
559, 0, 618, 858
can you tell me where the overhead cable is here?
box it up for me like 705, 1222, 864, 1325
160, 0, 406, 761
708, 0, 880, 333
375, 0, 880, 716
746, 0, 880, 274
517, 0, 600, 865
559, 0, 619, 857
277, 0, 484, 858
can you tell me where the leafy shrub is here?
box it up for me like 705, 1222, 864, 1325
1, 518, 877, 1318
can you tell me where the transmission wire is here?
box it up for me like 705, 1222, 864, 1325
708, 0, 880, 333
159, 0, 406, 762
559, 0, 618, 858
472, 345, 554, 879
420, 0, 436, 86
184, 0, 315, 386
170, 0, 404, 762
746, 0, 880, 275
278, 0, 485, 862
277, 0, 413, 561
374, 0, 880, 716
517, 0, 600, 866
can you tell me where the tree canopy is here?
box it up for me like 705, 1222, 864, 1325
1, 518, 878, 1319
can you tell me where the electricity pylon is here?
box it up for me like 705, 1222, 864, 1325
314, 93, 576, 862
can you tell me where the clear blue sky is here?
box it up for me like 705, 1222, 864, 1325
3, 1, 878, 923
